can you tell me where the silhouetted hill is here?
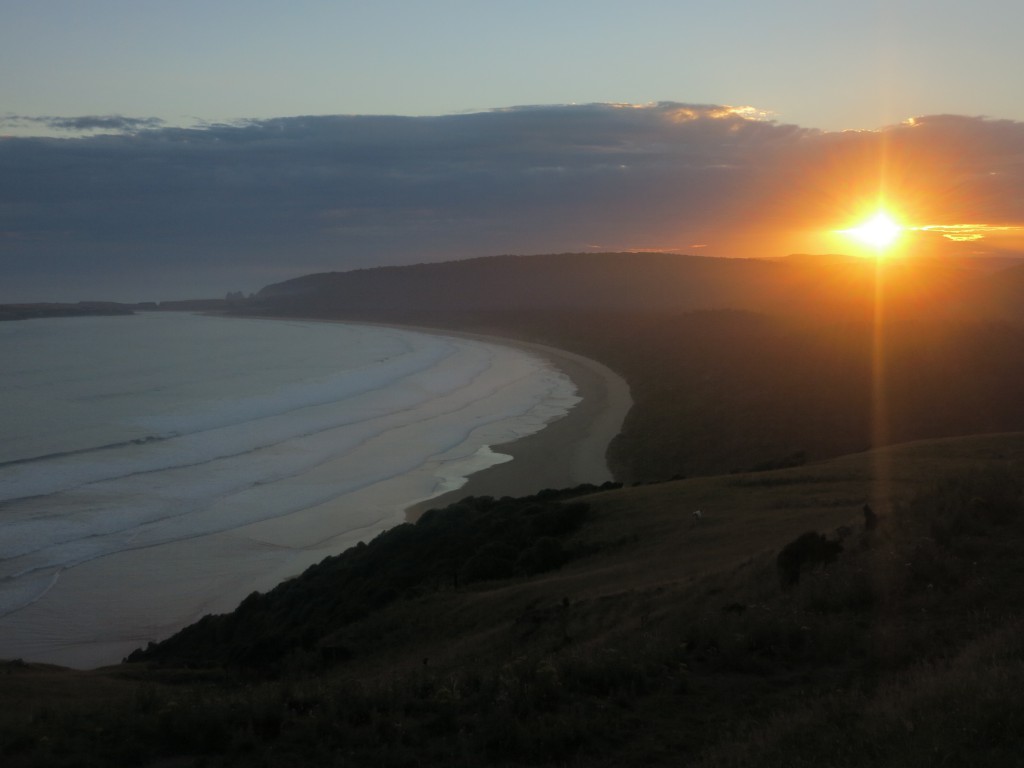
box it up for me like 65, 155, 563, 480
256, 252, 785, 315
254, 251, 1024, 322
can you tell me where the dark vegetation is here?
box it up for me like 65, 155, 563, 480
129, 487, 607, 673
4, 458, 1024, 766
775, 531, 843, 586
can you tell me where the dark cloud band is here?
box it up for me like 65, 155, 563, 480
1, 104, 1022, 301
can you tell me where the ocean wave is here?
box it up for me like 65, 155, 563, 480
0, 334, 485, 503
0, 316, 579, 632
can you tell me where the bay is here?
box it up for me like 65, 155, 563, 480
0, 312, 578, 667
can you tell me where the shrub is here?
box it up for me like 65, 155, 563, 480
517, 537, 567, 575
460, 542, 519, 583
776, 531, 843, 587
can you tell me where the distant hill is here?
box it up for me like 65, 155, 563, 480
0, 302, 137, 322
254, 251, 1024, 322
256, 252, 784, 315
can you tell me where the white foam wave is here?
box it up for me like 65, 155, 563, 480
0, 315, 580, 637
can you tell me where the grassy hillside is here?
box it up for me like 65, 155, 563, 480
4, 433, 1024, 766
254, 252, 785, 314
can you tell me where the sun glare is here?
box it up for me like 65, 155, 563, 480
841, 212, 903, 253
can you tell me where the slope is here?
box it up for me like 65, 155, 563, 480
5, 433, 1024, 766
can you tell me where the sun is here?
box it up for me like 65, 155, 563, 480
840, 212, 904, 253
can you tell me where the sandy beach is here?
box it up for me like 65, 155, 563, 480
403, 329, 632, 520
250, 316, 634, 519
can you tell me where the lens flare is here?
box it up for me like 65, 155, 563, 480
841, 212, 903, 251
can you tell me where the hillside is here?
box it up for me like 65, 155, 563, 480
4, 433, 1024, 766
256, 252, 785, 314
254, 251, 1023, 321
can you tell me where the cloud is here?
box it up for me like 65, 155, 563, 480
1, 103, 1023, 301
1, 114, 166, 134
915, 224, 1024, 242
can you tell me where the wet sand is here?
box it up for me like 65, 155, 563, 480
253, 317, 634, 519
403, 330, 632, 520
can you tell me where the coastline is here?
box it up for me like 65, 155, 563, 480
237, 315, 632, 521
402, 330, 632, 521
0, 315, 631, 669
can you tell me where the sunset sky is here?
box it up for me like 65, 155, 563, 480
3, 0, 1024, 301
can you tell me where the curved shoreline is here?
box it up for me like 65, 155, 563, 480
240, 315, 632, 520
0, 316, 630, 669
402, 330, 632, 520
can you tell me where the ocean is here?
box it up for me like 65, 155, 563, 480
0, 312, 579, 667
